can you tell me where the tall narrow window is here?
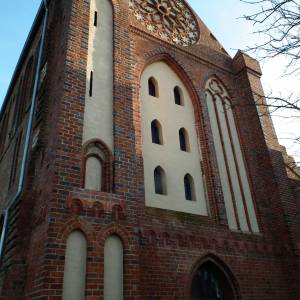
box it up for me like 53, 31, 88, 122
174, 86, 183, 105
179, 128, 190, 152
184, 174, 195, 201
89, 71, 93, 97
9, 131, 22, 188
63, 231, 87, 300
148, 77, 158, 97
151, 120, 163, 145
94, 11, 98, 26
154, 166, 167, 195
104, 235, 124, 300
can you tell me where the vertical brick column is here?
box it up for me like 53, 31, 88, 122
233, 51, 299, 298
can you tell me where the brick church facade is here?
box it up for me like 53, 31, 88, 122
0, 0, 299, 299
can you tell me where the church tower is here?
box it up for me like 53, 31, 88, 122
0, 0, 299, 299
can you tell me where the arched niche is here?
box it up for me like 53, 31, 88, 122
205, 76, 259, 233
140, 60, 208, 216
62, 230, 87, 300
104, 235, 124, 300
83, 139, 112, 192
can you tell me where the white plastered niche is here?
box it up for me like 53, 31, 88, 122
141, 61, 208, 216
83, 0, 114, 150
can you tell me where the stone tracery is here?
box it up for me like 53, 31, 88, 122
130, 0, 200, 47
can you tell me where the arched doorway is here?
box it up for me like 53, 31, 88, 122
191, 259, 237, 300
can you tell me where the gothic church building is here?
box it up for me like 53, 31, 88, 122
0, 0, 299, 299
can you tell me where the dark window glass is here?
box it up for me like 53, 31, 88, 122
174, 86, 182, 105
191, 261, 235, 300
151, 120, 162, 144
89, 71, 93, 97
94, 11, 98, 26
179, 128, 187, 151
184, 174, 193, 200
148, 77, 157, 97
154, 167, 166, 195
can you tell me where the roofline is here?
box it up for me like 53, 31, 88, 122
0, 1, 46, 120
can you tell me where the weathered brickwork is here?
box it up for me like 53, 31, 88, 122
0, 0, 299, 299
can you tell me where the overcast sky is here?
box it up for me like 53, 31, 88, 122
0, 0, 299, 162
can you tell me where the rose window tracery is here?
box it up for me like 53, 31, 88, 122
129, 0, 200, 47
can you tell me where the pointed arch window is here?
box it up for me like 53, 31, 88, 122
184, 173, 196, 201
151, 120, 163, 145
154, 166, 167, 195
179, 128, 190, 152
191, 260, 237, 300
148, 77, 158, 97
174, 86, 183, 105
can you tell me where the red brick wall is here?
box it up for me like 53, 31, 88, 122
0, 0, 299, 299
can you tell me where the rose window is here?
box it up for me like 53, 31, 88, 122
129, 0, 200, 47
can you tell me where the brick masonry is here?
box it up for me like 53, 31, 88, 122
0, 0, 299, 299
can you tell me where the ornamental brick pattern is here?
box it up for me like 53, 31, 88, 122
0, 0, 299, 299
129, 0, 199, 46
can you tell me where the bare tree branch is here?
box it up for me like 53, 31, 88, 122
241, 0, 300, 73
240, 0, 300, 169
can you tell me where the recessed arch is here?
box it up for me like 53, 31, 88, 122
82, 139, 113, 192
151, 119, 163, 145
104, 234, 124, 300
148, 76, 159, 97
62, 230, 87, 300
179, 127, 190, 152
174, 85, 183, 105
139, 53, 204, 118
201, 73, 235, 104
205, 76, 259, 233
184, 173, 196, 201
154, 166, 167, 195
140, 56, 210, 216
190, 254, 240, 300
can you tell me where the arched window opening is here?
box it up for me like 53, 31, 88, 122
23, 56, 36, 112
83, 140, 112, 192
151, 120, 163, 145
154, 166, 167, 195
104, 235, 124, 300
179, 128, 190, 152
63, 231, 87, 300
148, 77, 158, 97
191, 261, 236, 300
174, 86, 183, 105
184, 174, 196, 201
